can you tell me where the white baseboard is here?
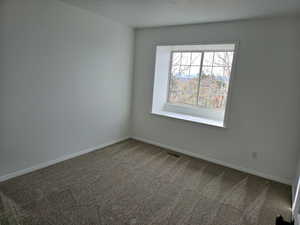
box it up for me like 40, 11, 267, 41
0, 135, 291, 186
0, 136, 130, 183
132, 136, 292, 185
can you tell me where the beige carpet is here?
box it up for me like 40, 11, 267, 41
0, 139, 291, 225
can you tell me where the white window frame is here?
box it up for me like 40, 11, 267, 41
151, 42, 239, 128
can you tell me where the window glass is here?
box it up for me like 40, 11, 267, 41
168, 51, 234, 110
172, 52, 181, 66
190, 66, 200, 77
168, 52, 202, 105
203, 52, 214, 66
191, 53, 202, 65
181, 52, 191, 65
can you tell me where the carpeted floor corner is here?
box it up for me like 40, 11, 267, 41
0, 139, 291, 225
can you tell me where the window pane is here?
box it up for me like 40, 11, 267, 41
214, 52, 234, 67
203, 52, 214, 66
226, 52, 234, 66
201, 66, 212, 76
214, 52, 226, 66
224, 67, 232, 78
169, 65, 199, 105
190, 66, 200, 77
212, 67, 224, 77
171, 65, 180, 75
179, 65, 190, 77
172, 52, 181, 66
197, 51, 234, 110
199, 66, 229, 109
191, 52, 202, 65
181, 52, 191, 65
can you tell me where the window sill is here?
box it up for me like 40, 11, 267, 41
151, 110, 225, 128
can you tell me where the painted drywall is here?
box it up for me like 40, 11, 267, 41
60, 0, 300, 27
132, 17, 300, 184
0, 0, 134, 178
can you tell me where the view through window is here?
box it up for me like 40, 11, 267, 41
168, 51, 234, 110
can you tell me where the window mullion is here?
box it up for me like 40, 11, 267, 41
167, 52, 174, 103
189, 52, 192, 76
196, 51, 205, 106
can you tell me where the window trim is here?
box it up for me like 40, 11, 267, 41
151, 110, 225, 128
163, 102, 225, 122
151, 41, 239, 128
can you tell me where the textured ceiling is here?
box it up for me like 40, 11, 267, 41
60, 0, 300, 27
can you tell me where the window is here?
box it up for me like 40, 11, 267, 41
168, 51, 233, 109
168, 52, 202, 105
151, 44, 237, 127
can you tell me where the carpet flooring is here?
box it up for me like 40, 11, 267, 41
0, 139, 291, 225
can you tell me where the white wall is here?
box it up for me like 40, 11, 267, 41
132, 17, 300, 184
0, 0, 134, 178
0, 0, 299, 187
